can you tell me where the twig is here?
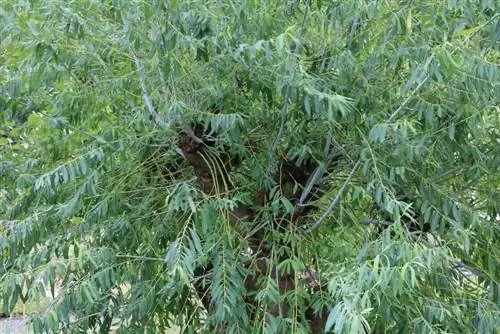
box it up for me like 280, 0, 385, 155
408, 233, 485, 279
305, 159, 361, 233
304, 55, 429, 233
272, 2, 310, 152
297, 130, 338, 206
387, 74, 430, 123
132, 54, 170, 129
298, 147, 342, 206
387, 13, 499, 123
360, 218, 393, 226
305, 70, 426, 233
324, 128, 333, 158
454, 261, 483, 278
303, 50, 428, 233
298, 163, 325, 205
184, 126, 204, 144
429, 166, 464, 182
116, 254, 165, 262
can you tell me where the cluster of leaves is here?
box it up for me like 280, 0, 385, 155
1, 0, 498, 333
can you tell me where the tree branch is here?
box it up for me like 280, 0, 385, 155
305, 159, 361, 233
360, 218, 393, 226
272, 2, 310, 152
454, 261, 484, 278
387, 74, 430, 123
306, 52, 430, 234
409, 233, 485, 279
298, 148, 342, 206
132, 54, 170, 129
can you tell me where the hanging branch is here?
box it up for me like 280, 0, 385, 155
360, 218, 393, 226
306, 58, 434, 233
305, 159, 361, 233
298, 164, 325, 206
134, 53, 203, 143
298, 147, 342, 207
271, 2, 310, 153
385, 13, 497, 124
387, 74, 430, 123
132, 54, 171, 129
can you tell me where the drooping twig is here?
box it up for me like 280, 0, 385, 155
386, 14, 498, 124
184, 126, 204, 144
409, 233, 485, 280
360, 218, 393, 226
429, 166, 464, 182
387, 74, 430, 123
301, 67, 429, 233
305, 71, 427, 233
272, 2, 310, 152
305, 60, 432, 233
298, 163, 325, 206
305, 159, 361, 233
453, 261, 484, 278
298, 147, 342, 207
132, 54, 170, 129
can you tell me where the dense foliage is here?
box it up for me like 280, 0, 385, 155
1, 0, 499, 333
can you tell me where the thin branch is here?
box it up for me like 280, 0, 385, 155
409, 233, 485, 279
272, 2, 310, 152
387, 74, 430, 123
305, 70, 426, 233
116, 254, 164, 262
454, 261, 484, 278
298, 164, 325, 205
385, 14, 499, 124
324, 127, 333, 158
360, 218, 393, 226
305, 43, 429, 234
416, 236, 485, 286
132, 54, 170, 129
429, 166, 464, 182
184, 126, 204, 144
298, 147, 342, 206
305, 159, 361, 233
363, 222, 486, 282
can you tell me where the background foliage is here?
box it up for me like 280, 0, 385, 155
1, 0, 498, 333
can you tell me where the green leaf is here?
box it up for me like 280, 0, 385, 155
304, 94, 311, 116
369, 124, 388, 143
165, 239, 180, 267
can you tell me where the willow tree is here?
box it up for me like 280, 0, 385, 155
1, 0, 498, 333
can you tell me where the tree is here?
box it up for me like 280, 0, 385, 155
1, 0, 498, 333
